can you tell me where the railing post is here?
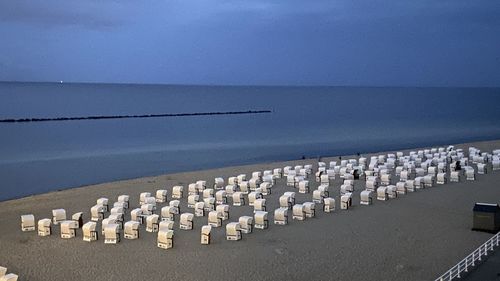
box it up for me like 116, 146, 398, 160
457, 263, 461, 278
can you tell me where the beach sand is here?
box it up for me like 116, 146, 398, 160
1, 139, 499, 281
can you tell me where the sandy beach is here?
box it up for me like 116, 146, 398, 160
1, 139, 499, 281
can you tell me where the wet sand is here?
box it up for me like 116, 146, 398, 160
1, 139, 499, 281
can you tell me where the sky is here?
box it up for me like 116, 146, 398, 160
0, 0, 499, 87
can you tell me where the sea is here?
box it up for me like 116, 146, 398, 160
1, 82, 499, 201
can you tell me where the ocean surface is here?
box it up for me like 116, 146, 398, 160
1, 82, 499, 201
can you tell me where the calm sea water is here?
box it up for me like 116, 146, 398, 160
1, 82, 499, 201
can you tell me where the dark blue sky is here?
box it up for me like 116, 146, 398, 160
1, 0, 499, 86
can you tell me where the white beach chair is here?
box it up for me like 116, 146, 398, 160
405, 180, 416, 192
248, 191, 262, 206
298, 180, 310, 194
377, 187, 388, 201
450, 171, 460, 182
226, 222, 242, 241
414, 177, 424, 189
284, 191, 296, 205
169, 200, 180, 214
232, 192, 245, 206
130, 208, 144, 224
101, 216, 119, 235
215, 190, 227, 205
320, 174, 330, 185
340, 184, 353, 195
466, 168, 475, 181
274, 208, 288, 225
201, 225, 212, 245
214, 177, 225, 190
340, 193, 352, 210
292, 204, 306, 220
477, 163, 487, 174
225, 185, 236, 196
21, 214, 35, 231
146, 214, 160, 232
172, 185, 184, 199
279, 194, 292, 210
97, 198, 109, 212
194, 202, 206, 217
179, 213, 194, 230
249, 178, 261, 191
104, 223, 120, 244
52, 209, 66, 225
91, 204, 105, 221
159, 220, 174, 231
70, 212, 83, 229
239, 181, 249, 194
423, 175, 434, 188
124, 221, 140, 239
60, 220, 78, 238
273, 168, 283, 178
196, 180, 207, 192
155, 189, 168, 203
188, 194, 199, 208
208, 211, 222, 227
381, 174, 391, 186
360, 190, 373, 205
396, 182, 407, 195
140, 203, 154, 216
203, 197, 215, 212
259, 182, 272, 195
400, 170, 409, 182
254, 211, 269, 229
492, 160, 500, 171
117, 195, 130, 209
249, 198, 265, 213
37, 218, 51, 236
202, 188, 214, 199
188, 183, 198, 196
239, 216, 253, 234
323, 197, 335, 213
82, 221, 98, 242
437, 173, 447, 184
216, 204, 229, 221
157, 229, 174, 249
303, 202, 316, 218
386, 185, 397, 199
366, 180, 377, 192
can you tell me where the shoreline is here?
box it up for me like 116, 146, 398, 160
1, 139, 499, 280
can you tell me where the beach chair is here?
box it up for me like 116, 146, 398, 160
254, 211, 269, 229
405, 180, 416, 192
82, 221, 98, 242
228, 176, 237, 186
237, 174, 247, 183
225, 185, 236, 196
194, 202, 206, 217
60, 220, 78, 238
113, 201, 127, 211
239, 181, 249, 194
360, 190, 373, 205
239, 216, 253, 234
396, 182, 407, 195
143, 197, 157, 210
466, 168, 475, 181
298, 180, 310, 194
423, 175, 434, 188
21, 214, 35, 231
283, 166, 292, 176
124, 221, 140, 239
320, 174, 330, 185
139, 192, 151, 205
216, 204, 229, 221
323, 197, 335, 212
188, 194, 199, 208
259, 182, 272, 195
492, 160, 500, 171
159, 220, 174, 231
117, 195, 130, 209
232, 192, 245, 206
340, 193, 352, 210
380, 174, 391, 186
101, 216, 119, 235
188, 183, 198, 196
52, 209, 66, 225
312, 190, 324, 204
72, 212, 84, 228
131, 208, 144, 224
161, 206, 176, 221
37, 218, 51, 236
386, 185, 397, 199
226, 222, 242, 241
140, 203, 154, 216
155, 189, 168, 203
284, 192, 296, 205
279, 195, 292, 210
172, 186, 184, 199
273, 168, 283, 178
366, 180, 377, 192
377, 187, 388, 201
248, 191, 262, 206
110, 206, 124, 216
254, 198, 267, 213
286, 175, 296, 187
208, 211, 222, 227
215, 190, 227, 205
249, 178, 261, 191
214, 177, 225, 190
428, 166, 437, 176
157, 229, 174, 249
146, 214, 160, 232
203, 197, 215, 212
414, 177, 424, 189
450, 171, 460, 182
0, 273, 18, 281
91, 205, 105, 221
262, 174, 275, 186
340, 184, 353, 195
400, 170, 409, 182
104, 223, 120, 244
303, 202, 316, 218
293, 204, 306, 220
437, 173, 447, 184
203, 188, 214, 199
196, 180, 207, 192
96, 198, 109, 212
201, 225, 212, 245
477, 163, 487, 174
274, 208, 288, 225
167, 200, 179, 215
180, 213, 194, 230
